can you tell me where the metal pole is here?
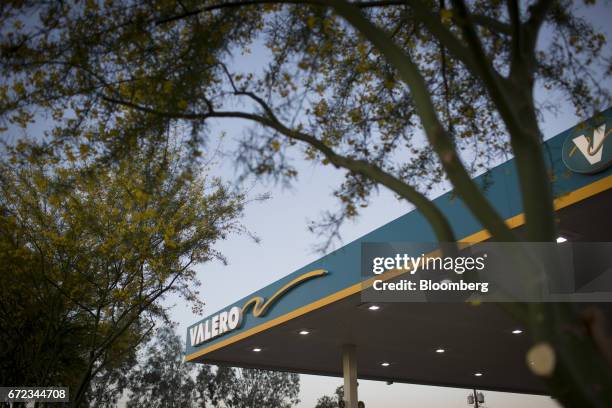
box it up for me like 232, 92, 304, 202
342, 344, 358, 408
473, 389, 479, 408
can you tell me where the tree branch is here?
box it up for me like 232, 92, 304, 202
329, 0, 516, 242
100, 94, 456, 242
155, 0, 406, 25
470, 13, 512, 35
449, 0, 524, 139
523, 0, 554, 53
507, 0, 522, 63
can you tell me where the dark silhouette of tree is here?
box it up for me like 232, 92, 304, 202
220, 367, 301, 408
127, 324, 197, 408
315, 386, 344, 408
0, 134, 246, 406
126, 323, 300, 408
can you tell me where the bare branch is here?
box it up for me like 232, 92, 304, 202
470, 13, 512, 35
523, 0, 554, 51
507, 0, 522, 62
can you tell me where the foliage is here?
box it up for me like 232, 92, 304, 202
126, 324, 197, 408
314, 396, 338, 408
0, 133, 246, 406
219, 366, 301, 408
314, 386, 343, 408
0, 0, 609, 245
126, 322, 300, 408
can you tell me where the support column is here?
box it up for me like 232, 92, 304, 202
342, 344, 358, 408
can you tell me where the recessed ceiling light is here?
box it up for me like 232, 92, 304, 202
474, 372, 483, 377
512, 329, 523, 334
381, 362, 390, 367
252, 347, 262, 352
436, 348, 445, 353
368, 305, 381, 311
299, 330, 310, 335
556, 236, 568, 243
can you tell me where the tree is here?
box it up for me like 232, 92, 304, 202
0, 132, 246, 406
0, 216, 91, 397
126, 322, 300, 408
315, 386, 343, 408
126, 324, 197, 408
314, 396, 338, 408
221, 367, 301, 408
1, 1, 611, 406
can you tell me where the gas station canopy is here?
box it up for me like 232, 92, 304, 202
186, 109, 612, 398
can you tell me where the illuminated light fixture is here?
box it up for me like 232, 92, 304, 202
474, 372, 483, 377
512, 329, 523, 335
556, 236, 568, 243
299, 330, 310, 335
252, 347, 262, 352
368, 305, 381, 311
381, 362, 390, 367
435, 348, 446, 353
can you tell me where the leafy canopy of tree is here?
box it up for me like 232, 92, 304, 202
1, 1, 611, 407
0, 132, 246, 406
0, 0, 609, 245
314, 386, 344, 408
127, 322, 300, 408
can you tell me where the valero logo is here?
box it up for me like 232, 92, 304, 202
189, 269, 328, 347
562, 123, 611, 174
242, 269, 328, 318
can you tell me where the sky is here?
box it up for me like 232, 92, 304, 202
164, 3, 612, 407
